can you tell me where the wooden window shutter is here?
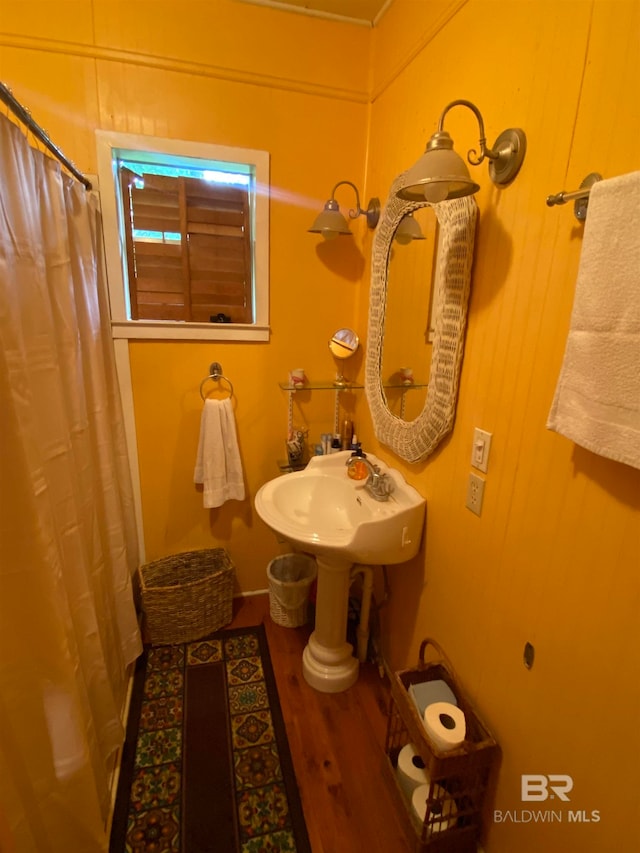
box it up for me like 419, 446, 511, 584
119, 166, 252, 324
183, 178, 252, 324
119, 170, 185, 321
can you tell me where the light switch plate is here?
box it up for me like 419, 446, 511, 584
471, 428, 492, 473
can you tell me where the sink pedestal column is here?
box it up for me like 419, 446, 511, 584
302, 555, 358, 693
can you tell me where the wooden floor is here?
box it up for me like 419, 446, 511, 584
229, 593, 412, 853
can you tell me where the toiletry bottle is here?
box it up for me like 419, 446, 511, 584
330, 434, 342, 454
341, 419, 353, 451
347, 442, 369, 480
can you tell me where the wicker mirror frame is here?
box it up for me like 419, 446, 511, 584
365, 175, 477, 463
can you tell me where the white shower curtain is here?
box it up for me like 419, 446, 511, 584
0, 116, 142, 851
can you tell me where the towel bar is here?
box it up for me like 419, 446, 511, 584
546, 172, 602, 221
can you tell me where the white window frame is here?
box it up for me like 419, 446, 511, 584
96, 130, 270, 341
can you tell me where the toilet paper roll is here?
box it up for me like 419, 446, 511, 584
423, 701, 466, 752
395, 743, 429, 800
411, 783, 457, 834
409, 679, 458, 718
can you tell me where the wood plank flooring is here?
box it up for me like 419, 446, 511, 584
229, 593, 412, 852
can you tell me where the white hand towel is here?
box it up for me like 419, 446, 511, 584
547, 171, 640, 470
194, 398, 246, 508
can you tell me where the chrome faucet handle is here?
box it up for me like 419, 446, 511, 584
371, 469, 394, 498
378, 473, 395, 497
345, 456, 394, 500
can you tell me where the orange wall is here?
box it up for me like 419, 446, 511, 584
2, 1, 639, 850
1, 0, 374, 585
362, 2, 640, 851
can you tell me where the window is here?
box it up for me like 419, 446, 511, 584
96, 132, 269, 341
120, 163, 252, 324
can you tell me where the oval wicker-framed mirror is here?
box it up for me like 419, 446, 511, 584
364, 174, 477, 462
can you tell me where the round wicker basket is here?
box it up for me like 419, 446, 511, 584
267, 553, 317, 628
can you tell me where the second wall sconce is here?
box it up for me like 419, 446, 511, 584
396, 99, 526, 203
394, 213, 425, 244
309, 180, 380, 240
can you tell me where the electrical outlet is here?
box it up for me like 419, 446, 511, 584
466, 473, 485, 515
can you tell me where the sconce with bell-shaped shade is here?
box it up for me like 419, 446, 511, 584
394, 213, 426, 244
309, 180, 380, 240
396, 100, 526, 203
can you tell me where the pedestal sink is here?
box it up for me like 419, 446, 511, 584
255, 451, 426, 693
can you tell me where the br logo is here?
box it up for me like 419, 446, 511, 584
521, 775, 573, 802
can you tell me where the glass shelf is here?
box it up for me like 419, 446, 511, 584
279, 381, 363, 391
278, 381, 427, 391
277, 458, 308, 472
384, 382, 428, 389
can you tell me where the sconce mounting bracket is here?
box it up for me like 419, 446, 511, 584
488, 128, 527, 187
366, 197, 381, 229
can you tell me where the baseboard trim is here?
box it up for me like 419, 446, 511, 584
104, 661, 136, 839
235, 588, 269, 598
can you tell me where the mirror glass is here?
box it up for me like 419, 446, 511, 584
365, 173, 477, 462
329, 327, 359, 388
328, 328, 359, 359
382, 207, 438, 422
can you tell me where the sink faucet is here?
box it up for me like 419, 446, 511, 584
345, 456, 395, 501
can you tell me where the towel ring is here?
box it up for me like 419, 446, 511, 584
199, 362, 234, 401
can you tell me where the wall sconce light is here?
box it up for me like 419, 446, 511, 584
309, 180, 380, 240
394, 213, 425, 245
396, 99, 526, 203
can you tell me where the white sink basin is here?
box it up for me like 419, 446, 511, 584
255, 450, 426, 565
255, 451, 426, 693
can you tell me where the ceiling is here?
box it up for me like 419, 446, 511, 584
234, 0, 392, 27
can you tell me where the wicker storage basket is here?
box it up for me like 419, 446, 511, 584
139, 548, 234, 645
383, 638, 499, 853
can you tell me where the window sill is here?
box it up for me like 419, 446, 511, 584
111, 320, 270, 342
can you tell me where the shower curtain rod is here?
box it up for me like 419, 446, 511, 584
0, 82, 92, 190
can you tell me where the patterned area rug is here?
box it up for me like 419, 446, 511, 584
109, 625, 311, 853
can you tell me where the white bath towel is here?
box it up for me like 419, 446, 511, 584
194, 398, 246, 508
547, 171, 640, 470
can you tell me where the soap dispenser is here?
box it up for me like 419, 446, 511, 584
347, 439, 368, 480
